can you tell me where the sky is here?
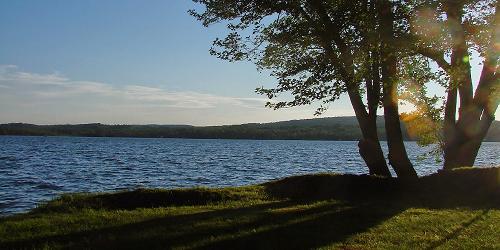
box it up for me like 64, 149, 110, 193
0, 0, 496, 125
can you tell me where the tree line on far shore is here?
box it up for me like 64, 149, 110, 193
1, 116, 499, 141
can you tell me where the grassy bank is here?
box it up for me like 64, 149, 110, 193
1, 167, 499, 249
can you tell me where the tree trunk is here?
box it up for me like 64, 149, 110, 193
305, 1, 392, 177
358, 44, 391, 177
444, 117, 495, 170
383, 91, 418, 180
358, 116, 392, 177
377, 0, 418, 180
345, 87, 391, 177
442, 2, 499, 170
444, 132, 483, 169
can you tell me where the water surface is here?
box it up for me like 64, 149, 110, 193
0, 136, 498, 215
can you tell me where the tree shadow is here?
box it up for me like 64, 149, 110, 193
425, 209, 490, 250
198, 201, 405, 250
1, 201, 290, 248
2, 199, 406, 249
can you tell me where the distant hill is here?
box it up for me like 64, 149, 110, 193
1, 117, 499, 141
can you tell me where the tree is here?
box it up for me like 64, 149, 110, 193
404, 0, 499, 170
190, 0, 403, 177
376, 0, 419, 179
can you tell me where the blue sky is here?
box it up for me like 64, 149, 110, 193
1, 0, 259, 94
0, 0, 496, 125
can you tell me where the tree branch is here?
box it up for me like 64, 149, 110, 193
416, 47, 451, 72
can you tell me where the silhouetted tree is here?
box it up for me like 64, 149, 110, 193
192, 0, 499, 176
191, 0, 430, 179
402, 0, 499, 170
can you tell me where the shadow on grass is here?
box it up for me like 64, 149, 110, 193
199, 202, 404, 250
2, 199, 407, 249
425, 209, 490, 250
1, 167, 498, 249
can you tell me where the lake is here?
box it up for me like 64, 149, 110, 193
0, 136, 499, 215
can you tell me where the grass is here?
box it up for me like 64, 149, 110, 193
0, 167, 499, 249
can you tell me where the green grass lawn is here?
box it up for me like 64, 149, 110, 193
1, 167, 499, 249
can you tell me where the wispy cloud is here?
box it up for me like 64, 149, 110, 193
0, 65, 266, 109
0, 65, 68, 85
0, 65, 352, 125
121, 85, 265, 109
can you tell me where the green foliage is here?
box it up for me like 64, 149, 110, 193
191, 1, 389, 114
398, 55, 446, 160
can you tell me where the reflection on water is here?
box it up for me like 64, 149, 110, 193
0, 136, 498, 215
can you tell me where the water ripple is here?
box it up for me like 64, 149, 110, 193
0, 136, 499, 215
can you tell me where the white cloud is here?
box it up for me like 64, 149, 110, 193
0, 65, 358, 125
0, 65, 267, 110
0, 65, 68, 85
